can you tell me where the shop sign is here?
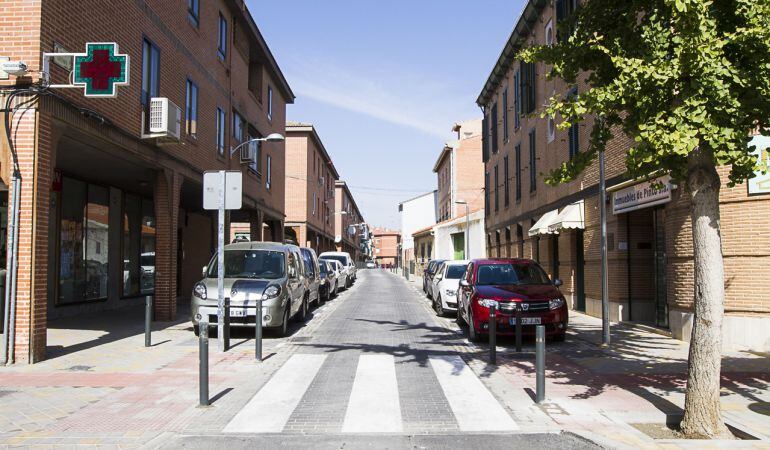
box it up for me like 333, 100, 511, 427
612, 175, 672, 214
748, 135, 770, 196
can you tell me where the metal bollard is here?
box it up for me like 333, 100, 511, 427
536, 325, 545, 403
489, 303, 497, 365
515, 303, 522, 353
144, 295, 152, 347
255, 298, 263, 362
223, 299, 231, 351
199, 318, 210, 407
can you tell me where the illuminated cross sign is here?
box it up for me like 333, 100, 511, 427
72, 43, 129, 97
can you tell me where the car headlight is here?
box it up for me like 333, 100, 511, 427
193, 282, 207, 300
263, 285, 281, 299
549, 298, 565, 310
478, 298, 499, 309
445, 289, 457, 297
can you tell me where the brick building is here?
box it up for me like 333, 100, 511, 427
334, 181, 365, 262
284, 122, 340, 252
0, 0, 293, 363
371, 227, 400, 267
434, 119, 484, 222
477, 0, 770, 350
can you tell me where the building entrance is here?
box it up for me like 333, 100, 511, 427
625, 207, 668, 328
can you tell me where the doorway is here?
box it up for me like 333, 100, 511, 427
575, 230, 585, 312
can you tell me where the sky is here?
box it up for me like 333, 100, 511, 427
247, 1, 526, 229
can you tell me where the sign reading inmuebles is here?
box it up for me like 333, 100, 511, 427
612, 176, 672, 214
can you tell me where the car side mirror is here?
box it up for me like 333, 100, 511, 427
202, 266, 208, 277
553, 278, 563, 287
459, 280, 470, 287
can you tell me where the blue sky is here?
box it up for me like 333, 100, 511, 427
248, 1, 526, 229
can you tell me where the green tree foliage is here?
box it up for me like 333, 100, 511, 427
520, 0, 770, 186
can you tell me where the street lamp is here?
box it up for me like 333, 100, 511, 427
455, 200, 470, 260
230, 133, 285, 158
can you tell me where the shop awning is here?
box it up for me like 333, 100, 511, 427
548, 200, 585, 233
528, 209, 559, 237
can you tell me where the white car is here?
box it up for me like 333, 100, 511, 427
329, 260, 347, 289
431, 260, 469, 317
319, 251, 355, 289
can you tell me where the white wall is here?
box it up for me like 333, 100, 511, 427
433, 210, 486, 261
400, 191, 437, 253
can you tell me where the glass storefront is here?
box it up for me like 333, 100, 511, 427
122, 194, 155, 297
58, 178, 109, 304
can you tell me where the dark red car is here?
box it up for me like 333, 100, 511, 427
457, 258, 568, 342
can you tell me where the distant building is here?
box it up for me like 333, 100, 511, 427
434, 119, 484, 221
398, 191, 438, 271
335, 181, 366, 262
371, 227, 400, 267
283, 122, 340, 252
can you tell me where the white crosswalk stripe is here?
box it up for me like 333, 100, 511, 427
223, 354, 327, 433
342, 354, 402, 433
223, 353, 517, 434
429, 356, 519, 432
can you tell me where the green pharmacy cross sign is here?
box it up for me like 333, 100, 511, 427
72, 43, 130, 97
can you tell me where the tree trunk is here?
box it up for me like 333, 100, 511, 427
680, 147, 731, 439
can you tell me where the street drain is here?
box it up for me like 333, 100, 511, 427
292, 337, 312, 342
65, 365, 93, 372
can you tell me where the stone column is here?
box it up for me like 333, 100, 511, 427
153, 169, 182, 321
249, 209, 264, 242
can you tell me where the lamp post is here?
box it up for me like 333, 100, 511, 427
456, 200, 470, 259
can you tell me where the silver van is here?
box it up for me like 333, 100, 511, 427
191, 242, 309, 337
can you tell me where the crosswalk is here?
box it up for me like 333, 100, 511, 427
224, 353, 518, 434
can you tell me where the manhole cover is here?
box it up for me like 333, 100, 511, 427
749, 402, 770, 416
0, 390, 16, 398
65, 365, 93, 372
292, 337, 312, 342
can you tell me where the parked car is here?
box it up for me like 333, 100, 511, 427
430, 260, 468, 316
300, 247, 321, 306
191, 242, 309, 338
328, 259, 347, 288
423, 259, 446, 298
318, 259, 338, 302
366, 261, 376, 269
319, 251, 355, 289
457, 258, 568, 342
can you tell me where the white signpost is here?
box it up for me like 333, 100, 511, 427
203, 170, 242, 351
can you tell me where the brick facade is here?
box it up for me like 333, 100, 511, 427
477, 0, 770, 350
371, 227, 400, 267
334, 181, 365, 262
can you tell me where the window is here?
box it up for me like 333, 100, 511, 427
216, 107, 226, 156
248, 61, 263, 101
529, 129, 537, 192
217, 13, 227, 60
233, 111, 244, 144
141, 39, 160, 106
515, 144, 522, 200
513, 70, 521, 129
545, 19, 554, 46
491, 103, 499, 154
266, 155, 272, 189
58, 178, 110, 304
482, 114, 490, 162
313, 192, 317, 215
568, 88, 580, 159
548, 117, 555, 143
520, 61, 536, 114
267, 86, 273, 121
188, 0, 199, 27
503, 88, 509, 142
494, 165, 499, 212
504, 155, 510, 206
484, 171, 490, 214
556, 0, 580, 42
185, 79, 198, 137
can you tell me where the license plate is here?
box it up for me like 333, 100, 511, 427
509, 317, 542, 325
230, 308, 248, 317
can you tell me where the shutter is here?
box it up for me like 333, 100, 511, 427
482, 115, 489, 162
556, 0, 566, 23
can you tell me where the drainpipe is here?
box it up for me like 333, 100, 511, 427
1, 172, 19, 365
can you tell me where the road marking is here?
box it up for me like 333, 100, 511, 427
342, 355, 402, 433
223, 354, 326, 433
429, 355, 518, 432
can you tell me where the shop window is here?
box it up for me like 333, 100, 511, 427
58, 178, 109, 304
122, 194, 156, 297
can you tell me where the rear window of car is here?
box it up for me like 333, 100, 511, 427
321, 255, 347, 266
476, 263, 550, 286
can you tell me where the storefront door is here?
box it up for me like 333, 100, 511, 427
653, 207, 668, 328
575, 231, 586, 312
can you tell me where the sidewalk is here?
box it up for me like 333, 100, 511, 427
400, 272, 770, 448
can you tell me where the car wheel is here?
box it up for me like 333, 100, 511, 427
456, 304, 466, 326
298, 295, 309, 322
553, 333, 566, 343
277, 306, 290, 337
436, 295, 445, 317
426, 287, 432, 300
467, 309, 483, 343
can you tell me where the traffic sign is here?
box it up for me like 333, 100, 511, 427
72, 43, 129, 97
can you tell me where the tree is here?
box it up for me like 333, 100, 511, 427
519, 0, 770, 439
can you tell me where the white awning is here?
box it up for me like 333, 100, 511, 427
528, 209, 559, 237
548, 200, 585, 233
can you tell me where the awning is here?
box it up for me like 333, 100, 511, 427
548, 200, 585, 233
528, 209, 559, 237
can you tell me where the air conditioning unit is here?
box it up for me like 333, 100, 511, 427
319, 175, 325, 185
149, 97, 181, 140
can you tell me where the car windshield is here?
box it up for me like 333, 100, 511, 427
319, 262, 329, 275
321, 255, 347, 266
476, 263, 550, 286
207, 250, 285, 279
445, 265, 466, 279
